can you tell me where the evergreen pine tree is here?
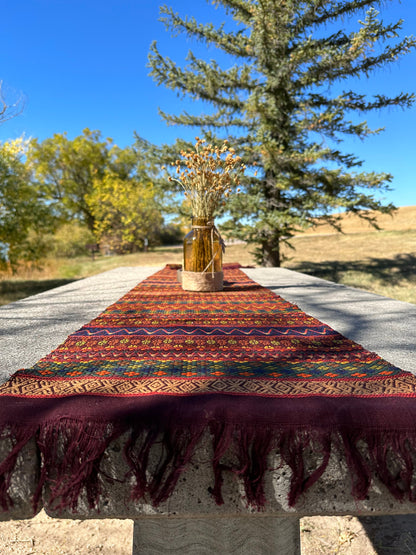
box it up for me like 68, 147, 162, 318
148, 0, 415, 266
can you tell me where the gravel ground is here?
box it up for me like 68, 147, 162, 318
0, 511, 399, 554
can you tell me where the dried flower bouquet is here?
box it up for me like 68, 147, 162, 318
167, 138, 246, 291
168, 137, 246, 219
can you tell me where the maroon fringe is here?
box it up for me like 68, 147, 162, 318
34, 420, 125, 513
123, 421, 206, 506
0, 426, 38, 512
234, 426, 274, 508
210, 420, 236, 505
2, 410, 416, 514
340, 429, 416, 503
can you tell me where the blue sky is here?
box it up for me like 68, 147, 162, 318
1, 0, 415, 207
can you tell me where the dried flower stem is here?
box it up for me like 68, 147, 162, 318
169, 137, 245, 219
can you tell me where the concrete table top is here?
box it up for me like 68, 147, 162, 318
1, 265, 416, 553
0, 266, 160, 381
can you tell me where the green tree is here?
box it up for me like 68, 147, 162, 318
86, 168, 164, 254
27, 128, 113, 232
148, 0, 415, 266
0, 139, 53, 270
27, 129, 167, 253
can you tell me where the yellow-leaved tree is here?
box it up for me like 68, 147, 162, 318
87, 169, 163, 254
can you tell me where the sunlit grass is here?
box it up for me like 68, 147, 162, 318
282, 229, 416, 304
1, 206, 415, 306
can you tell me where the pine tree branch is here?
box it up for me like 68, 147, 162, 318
186, 51, 257, 92
158, 108, 248, 129
289, 30, 351, 62
290, 15, 404, 66
159, 6, 252, 58
298, 34, 416, 88
212, 0, 254, 24
319, 149, 364, 168
297, 0, 385, 30
148, 42, 245, 109
295, 99, 384, 140
303, 91, 415, 112
351, 35, 416, 77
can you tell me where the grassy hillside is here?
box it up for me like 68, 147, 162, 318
299, 205, 416, 235
283, 206, 416, 303
0, 206, 415, 305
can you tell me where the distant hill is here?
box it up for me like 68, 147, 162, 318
299, 206, 416, 235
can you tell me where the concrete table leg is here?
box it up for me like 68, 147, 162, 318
132, 516, 301, 554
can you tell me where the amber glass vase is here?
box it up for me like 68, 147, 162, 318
182, 217, 223, 291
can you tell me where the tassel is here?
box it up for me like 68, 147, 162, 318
36, 420, 124, 513
210, 421, 235, 505
0, 426, 38, 512
235, 427, 273, 508
124, 421, 205, 507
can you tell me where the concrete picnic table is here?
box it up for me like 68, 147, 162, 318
1, 265, 416, 554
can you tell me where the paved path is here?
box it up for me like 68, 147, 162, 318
1, 265, 415, 381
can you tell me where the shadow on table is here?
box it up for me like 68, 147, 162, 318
289, 253, 416, 288
359, 514, 416, 554
0, 279, 78, 307
258, 262, 416, 371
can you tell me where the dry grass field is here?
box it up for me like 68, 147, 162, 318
283, 206, 416, 304
3, 205, 415, 305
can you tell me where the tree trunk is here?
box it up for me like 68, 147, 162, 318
260, 235, 281, 267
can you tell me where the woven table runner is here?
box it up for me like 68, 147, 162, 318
1, 263, 416, 513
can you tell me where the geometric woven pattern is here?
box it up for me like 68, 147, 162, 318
1, 263, 410, 399
4, 373, 416, 398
